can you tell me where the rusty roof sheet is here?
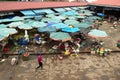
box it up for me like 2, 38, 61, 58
88, 0, 120, 8
0, 2, 87, 12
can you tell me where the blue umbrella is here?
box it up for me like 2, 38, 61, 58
52, 23, 69, 29
47, 22, 56, 27
88, 29, 108, 38
38, 26, 56, 32
97, 13, 105, 17
62, 27, 80, 33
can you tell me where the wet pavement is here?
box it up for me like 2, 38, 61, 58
0, 21, 120, 80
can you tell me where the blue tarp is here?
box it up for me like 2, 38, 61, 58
97, 13, 105, 17
20, 10, 36, 16
62, 27, 80, 33
33, 9, 54, 14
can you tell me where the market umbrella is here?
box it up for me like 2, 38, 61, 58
47, 22, 56, 27
62, 10, 79, 16
50, 32, 71, 42
41, 18, 61, 23
0, 28, 17, 35
22, 16, 34, 19
0, 32, 9, 41
18, 23, 33, 30
88, 29, 108, 38
46, 14, 56, 18
52, 23, 69, 29
74, 15, 86, 19
38, 26, 57, 33
64, 20, 79, 26
73, 23, 90, 29
31, 21, 46, 28
8, 21, 23, 28
0, 24, 8, 28
62, 27, 80, 33
12, 16, 24, 21
55, 15, 66, 20
68, 16, 76, 20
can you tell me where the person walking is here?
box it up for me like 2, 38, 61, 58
36, 54, 43, 71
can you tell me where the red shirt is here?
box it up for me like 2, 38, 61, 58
38, 55, 42, 63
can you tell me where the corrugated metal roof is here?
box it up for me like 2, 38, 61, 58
88, 0, 120, 8
0, 2, 87, 12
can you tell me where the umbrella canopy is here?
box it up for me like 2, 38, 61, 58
31, 21, 46, 28
46, 14, 56, 18
8, 21, 23, 28
62, 27, 80, 33
88, 29, 108, 38
73, 23, 90, 29
38, 26, 56, 33
0, 28, 17, 35
47, 22, 56, 27
41, 18, 61, 23
50, 32, 71, 42
12, 16, 24, 21
64, 20, 79, 25
0, 31, 9, 41
18, 23, 33, 30
62, 11, 79, 16
74, 15, 86, 19
52, 23, 69, 29
55, 16, 66, 20
0, 24, 8, 28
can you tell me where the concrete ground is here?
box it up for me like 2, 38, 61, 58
0, 21, 120, 80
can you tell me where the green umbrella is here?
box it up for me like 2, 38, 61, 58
46, 14, 56, 18
41, 18, 61, 23
50, 32, 71, 42
0, 24, 8, 28
0, 28, 17, 35
74, 15, 86, 19
64, 20, 79, 25
31, 21, 46, 28
8, 21, 23, 28
68, 16, 76, 20
88, 29, 108, 38
73, 23, 90, 29
12, 16, 24, 21
22, 16, 34, 19
18, 23, 33, 30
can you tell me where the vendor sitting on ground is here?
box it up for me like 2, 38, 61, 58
34, 34, 41, 45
